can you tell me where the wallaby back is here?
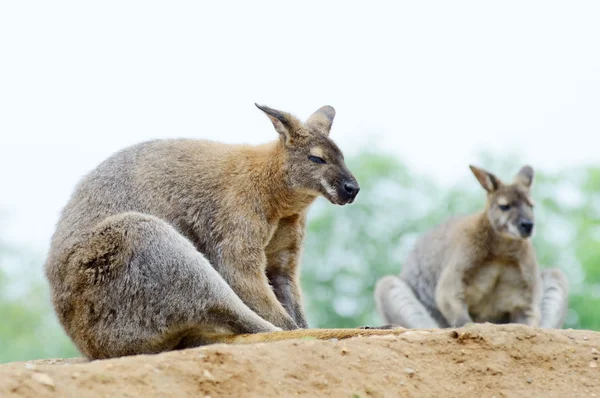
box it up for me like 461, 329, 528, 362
44, 104, 371, 359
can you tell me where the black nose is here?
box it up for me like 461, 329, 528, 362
519, 220, 534, 235
344, 182, 360, 197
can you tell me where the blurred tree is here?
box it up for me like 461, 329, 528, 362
301, 150, 600, 331
0, 234, 79, 363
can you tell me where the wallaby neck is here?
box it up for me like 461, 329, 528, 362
235, 141, 317, 221
474, 211, 525, 258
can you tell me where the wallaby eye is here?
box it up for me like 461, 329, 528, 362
498, 204, 510, 211
308, 155, 326, 164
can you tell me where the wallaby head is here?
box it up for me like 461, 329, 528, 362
469, 164, 535, 239
255, 103, 359, 205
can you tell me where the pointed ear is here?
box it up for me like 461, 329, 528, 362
469, 165, 501, 193
513, 165, 534, 188
305, 105, 336, 136
255, 103, 299, 144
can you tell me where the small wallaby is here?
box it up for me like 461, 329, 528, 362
374, 164, 569, 329
44, 103, 404, 360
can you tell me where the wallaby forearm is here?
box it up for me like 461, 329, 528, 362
268, 269, 308, 328
435, 264, 473, 327
221, 256, 299, 331
265, 214, 310, 327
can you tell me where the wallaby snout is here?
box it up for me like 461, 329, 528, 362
255, 103, 359, 207
339, 177, 360, 204
518, 218, 534, 238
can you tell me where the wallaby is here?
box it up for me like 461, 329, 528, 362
44, 103, 404, 360
374, 164, 569, 329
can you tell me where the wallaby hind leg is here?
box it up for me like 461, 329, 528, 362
374, 275, 440, 329
539, 268, 569, 329
56, 212, 278, 359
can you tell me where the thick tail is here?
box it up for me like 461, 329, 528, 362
205, 327, 407, 345
539, 268, 569, 329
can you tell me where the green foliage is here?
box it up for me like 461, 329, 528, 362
0, 240, 79, 363
0, 150, 598, 364
301, 150, 600, 331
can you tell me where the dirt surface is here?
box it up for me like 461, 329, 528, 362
1, 323, 599, 398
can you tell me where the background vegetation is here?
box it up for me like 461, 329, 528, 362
1, 150, 598, 363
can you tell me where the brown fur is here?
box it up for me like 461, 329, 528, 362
44, 103, 387, 360
212, 327, 407, 344
375, 165, 568, 329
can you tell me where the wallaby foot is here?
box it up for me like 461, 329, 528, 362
374, 275, 440, 329
539, 268, 569, 328
52, 212, 279, 359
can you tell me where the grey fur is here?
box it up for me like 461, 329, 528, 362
374, 165, 569, 330
44, 104, 360, 359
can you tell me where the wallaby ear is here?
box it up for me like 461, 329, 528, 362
305, 105, 336, 136
513, 165, 534, 188
255, 103, 298, 144
469, 165, 501, 193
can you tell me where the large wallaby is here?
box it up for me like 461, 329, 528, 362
44, 103, 405, 360
374, 164, 568, 329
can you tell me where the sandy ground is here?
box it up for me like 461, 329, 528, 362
1, 323, 599, 398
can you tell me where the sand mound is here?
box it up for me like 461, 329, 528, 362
1, 324, 599, 397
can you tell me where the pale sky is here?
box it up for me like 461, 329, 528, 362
1, 1, 599, 254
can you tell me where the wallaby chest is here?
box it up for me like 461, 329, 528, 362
264, 214, 305, 271
463, 261, 532, 322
